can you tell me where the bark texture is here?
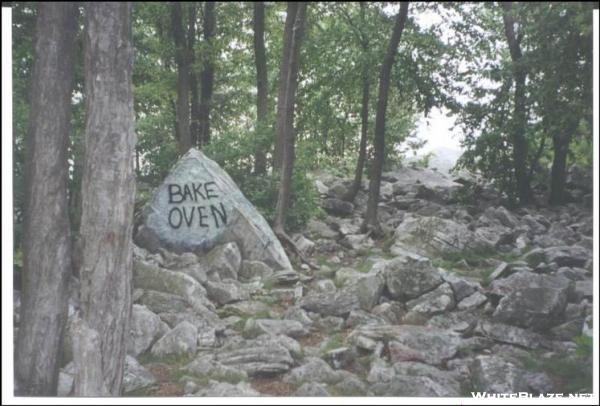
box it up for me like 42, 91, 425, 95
362, 3, 409, 235
198, 1, 216, 146
15, 2, 77, 396
501, 2, 532, 205
76, 2, 136, 396
253, 1, 268, 174
273, 2, 307, 232
172, 2, 192, 153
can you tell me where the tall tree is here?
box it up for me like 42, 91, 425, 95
272, 3, 300, 171
14, 3, 78, 396
172, 2, 192, 153
198, 1, 217, 146
362, 2, 409, 235
341, 2, 371, 203
188, 4, 200, 147
501, 2, 532, 205
273, 2, 307, 234
253, 1, 268, 174
74, 2, 136, 396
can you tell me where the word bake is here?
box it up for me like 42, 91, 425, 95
166, 182, 228, 229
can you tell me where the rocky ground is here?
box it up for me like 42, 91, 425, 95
15, 165, 594, 397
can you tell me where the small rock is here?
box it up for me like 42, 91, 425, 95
150, 321, 197, 357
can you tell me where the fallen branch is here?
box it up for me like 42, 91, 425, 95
275, 229, 319, 270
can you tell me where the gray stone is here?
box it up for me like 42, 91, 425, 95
299, 289, 360, 317
471, 355, 527, 393
205, 280, 250, 305
367, 359, 395, 384
478, 321, 547, 349
133, 259, 214, 313
393, 215, 493, 256
405, 282, 456, 318
150, 321, 197, 357
331, 371, 368, 395
294, 382, 330, 396
243, 318, 308, 339
138, 149, 292, 271
322, 198, 354, 217
391, 362, 462, 396
524, 245, 589, 268
355, 273, 385, 311
283, 306, 314, 327
426, 309, 481, 333
306, 219, 338, 239
488, 271, 572, 298
123, 355, 157, 394
57, 371, 74, 396
201, 242, 242, 281
345, 310, 388, 328
441, 272, 479, 302
347, 324, 462, 366
488, 262, 510, 281
215, 334, 294, 376
193, 381, 259, 397
183, 354, 247, 383
135, 289, 189, 314
283, 357, 343, 386
492, 287, 567, 331
370, 375, 460, 397
128, 304, 168, 357
293, 234, 316, 255
457, 291, 487, 310
371, 301, 406, 324
311, 278, 337, 293
383, 256, 444, 300
238, 260, 273, 282
220, 300, 271, 318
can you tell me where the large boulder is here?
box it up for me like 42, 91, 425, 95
135, 148, 292, 271
382, 256, 444, 301
347, 324, 464, 366
524, 245, 590, 268
488, 271, 571, 331
392, 215, 492, 257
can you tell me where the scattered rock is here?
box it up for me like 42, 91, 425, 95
123, 355, 157, 394
243, 318, 308, 339
150, 321, 198, 357
383, 256, 444, 301
128, 304, 169, 357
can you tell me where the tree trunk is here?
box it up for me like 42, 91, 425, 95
362, 3, 409, 236
501, 2, 531, 205
253, 1, 268, 174
273, 3, 300, 171
344, 68, 369, 202
549, 117, 578, 205
75, 2, 136, 396
199, 1, 216, 146
273, 2, 307, 232
549, 134, 569, 205
172, 2, 192, 154
188, 4, 200, 147
15, 3, 77, 396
